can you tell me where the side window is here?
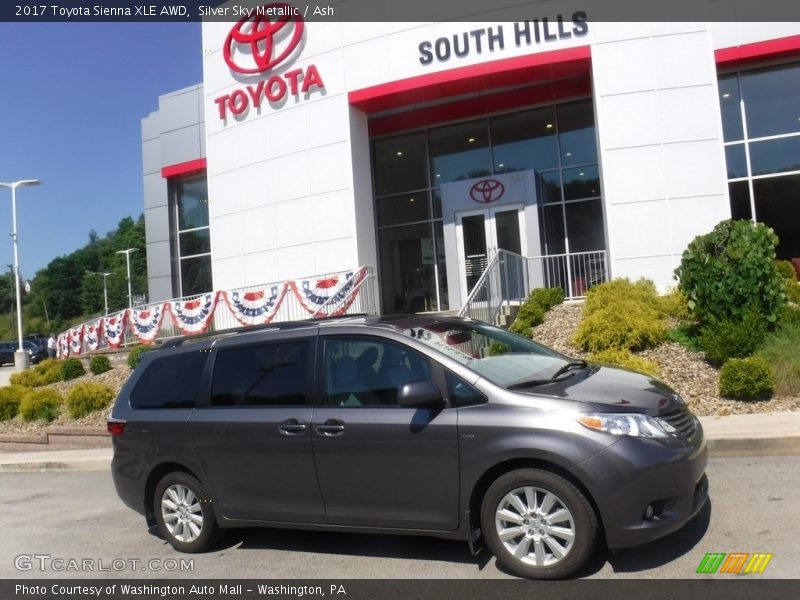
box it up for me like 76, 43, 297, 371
325, 338, 432, 407
130, 350, 207, 409
211, 340, 309, 407
446, 371, 487, 407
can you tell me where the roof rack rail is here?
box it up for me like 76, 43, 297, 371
157, 313, 372, 350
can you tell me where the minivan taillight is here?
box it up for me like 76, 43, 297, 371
107, 420, 126, 436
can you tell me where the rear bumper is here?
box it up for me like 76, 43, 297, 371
580, 430, 708, 549
110, 441, 147, 517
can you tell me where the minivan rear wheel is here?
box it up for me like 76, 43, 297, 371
481, 469, 598, 579
154, 472, 219, 553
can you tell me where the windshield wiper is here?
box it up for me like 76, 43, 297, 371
506, 360, 587, 391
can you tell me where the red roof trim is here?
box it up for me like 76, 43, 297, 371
161, 158, 207, 179
715, 35, 800, 68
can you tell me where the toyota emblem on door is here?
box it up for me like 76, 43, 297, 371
223, 3, 305, 74
470, 179, 505, 204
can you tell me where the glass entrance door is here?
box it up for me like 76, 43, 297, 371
456, 206, 525, 301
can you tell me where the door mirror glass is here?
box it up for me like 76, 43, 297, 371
397, 380, 445, 409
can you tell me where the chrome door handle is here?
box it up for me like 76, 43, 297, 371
315, 420, 345, 437
279, 419, 307, 436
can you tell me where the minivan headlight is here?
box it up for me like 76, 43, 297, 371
577, 413, 676, 438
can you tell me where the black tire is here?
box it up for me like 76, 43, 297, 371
480, 468, 598, 579
154, 472, 220, 553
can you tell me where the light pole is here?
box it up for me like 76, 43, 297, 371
87, 271, 114, 315
0, 179, 40, 371
116, 248, 138, 308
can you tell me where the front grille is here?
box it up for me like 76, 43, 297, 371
659, 408, 699, 442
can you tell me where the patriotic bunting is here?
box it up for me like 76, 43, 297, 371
69, 326, 84, 356
290, 267, 367, 316
224, 284, 288, 326
129, 304, 166, 345
57, 333, 69, 359
169, 293, 219, 335
103, 312, 127, 349
85, 321, 103, 352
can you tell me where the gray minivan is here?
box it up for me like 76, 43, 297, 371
109, 315, 707, 579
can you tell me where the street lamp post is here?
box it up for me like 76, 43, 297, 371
87, 271, 114, 315
0, 179, 40, 371
116, 248, 138, 308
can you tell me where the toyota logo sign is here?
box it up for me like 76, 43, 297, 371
223, 3, 304, 74
470, 179, 505, 204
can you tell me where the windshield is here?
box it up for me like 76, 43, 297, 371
399, 319, 573, 388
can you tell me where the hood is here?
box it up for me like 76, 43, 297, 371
539, 364, 683, 414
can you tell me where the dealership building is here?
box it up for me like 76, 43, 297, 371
141, 11, 800, 315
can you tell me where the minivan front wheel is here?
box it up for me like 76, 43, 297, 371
154, 472, 219, 553
481, 469, 598, 579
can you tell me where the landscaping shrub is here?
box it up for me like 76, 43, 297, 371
658, 290, 691, 320
775, 260, 797, 282
60, 357, 85, 381
757, 317, 800, 396
66, 383, 115, 419
41, 364, 62, 384
698, 310, 769, 365
508, 287, 565, 337
19, 388, 63, 422
666, 322, 703, 352
9, 369, 46, 388
573, 300, 667, 352
127, 345, 152, 369
584, 278, 660, 316
719, 357, 774, 400
90, 355, 112, 375
32, 358, 58, 375
0, 385, 27, 421
675, 219, 786, 325
589, 349, 661, 377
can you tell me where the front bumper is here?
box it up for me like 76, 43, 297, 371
579, 428, 708, 549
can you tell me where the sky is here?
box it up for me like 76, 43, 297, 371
0, 22, 203, 279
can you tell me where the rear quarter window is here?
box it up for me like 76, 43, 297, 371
130, 350, 208, 409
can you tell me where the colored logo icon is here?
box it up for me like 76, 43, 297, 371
696, 552, 773, 574
223, 3, 304, 74
469, 179, 505, 204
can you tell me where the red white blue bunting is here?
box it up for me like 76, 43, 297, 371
129, 304, 166, 345
224, 284, 288, 326
290, 267, 367, 316
57, 333, 69, 359
168, 293, 219, 335
103, 312, 127, 349
85, 321, 102, 352
69, 326, 84, 356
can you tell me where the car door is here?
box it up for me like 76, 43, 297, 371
189, 333, 325, 523
311, 334, 460, 531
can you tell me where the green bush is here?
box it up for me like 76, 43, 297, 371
584, 278, 661, 316
60, 357, 86, 381
785, 280, 800, 305
757, 318, 800, 396
528, 287, 565, 312
666, 322, 703, 352
0, 385, 27, 421
127, 345, 152, 369
32, 358, 59, 375
573, 299, 667, 352
41, 364, 62, 384
90, 355, 112, 375
658, 290, 692, 320
509, 302, 546, 337
66, 383, 115, 419
589, 349, 661, 377
698, 310, 769, 364
719, 357, 774, 400
675, 220, 786, 325
9, 369, 46, 388
775, 260, 797, 282
19, 388, 63, 422
487, 342, 512, 356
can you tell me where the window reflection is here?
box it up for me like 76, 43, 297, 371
175, 176, 212, 296
491, 107, 558, 173
429, 120, 491, 184
373, 132, 428, 196
740, 64, 800, 139
558, 100, 597, 166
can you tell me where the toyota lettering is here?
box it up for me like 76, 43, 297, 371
214, 3, 325, 120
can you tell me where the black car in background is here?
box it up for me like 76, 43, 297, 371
109, 315, 708, 579
0, 340, 48, 365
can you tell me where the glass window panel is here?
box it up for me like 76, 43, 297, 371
379, 222, 436, 314
741, 64, 800, 139
541, 204, 566, 255
728, 181, 752, 220
373, 132, 428, 197
211, 341, 310, 407
445, 370, 486, 407
176, 178, 209, 230
565, 199, 605, 252
494, 210, 522, 254
434, 221, 448, 311
179, 228, 211, 257
376, 192, 430, 227
718, 75, 744, 142
748, 137, 800, 176
180, 255, 213, 296
324, 338, 431, 407
491, 107, 559, 174
753, 174, 800, 260
130, 350, 207, 409
539, 170, 562, 204
557, 100, 597, 166
562, 165, 600, 200
429, 120, 491, 184
725, 144, 748, 179
432, 189, 442, 219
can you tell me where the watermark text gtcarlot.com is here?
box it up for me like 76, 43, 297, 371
14, 554, 194, 573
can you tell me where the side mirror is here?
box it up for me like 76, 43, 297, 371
397, 380, 445, 409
